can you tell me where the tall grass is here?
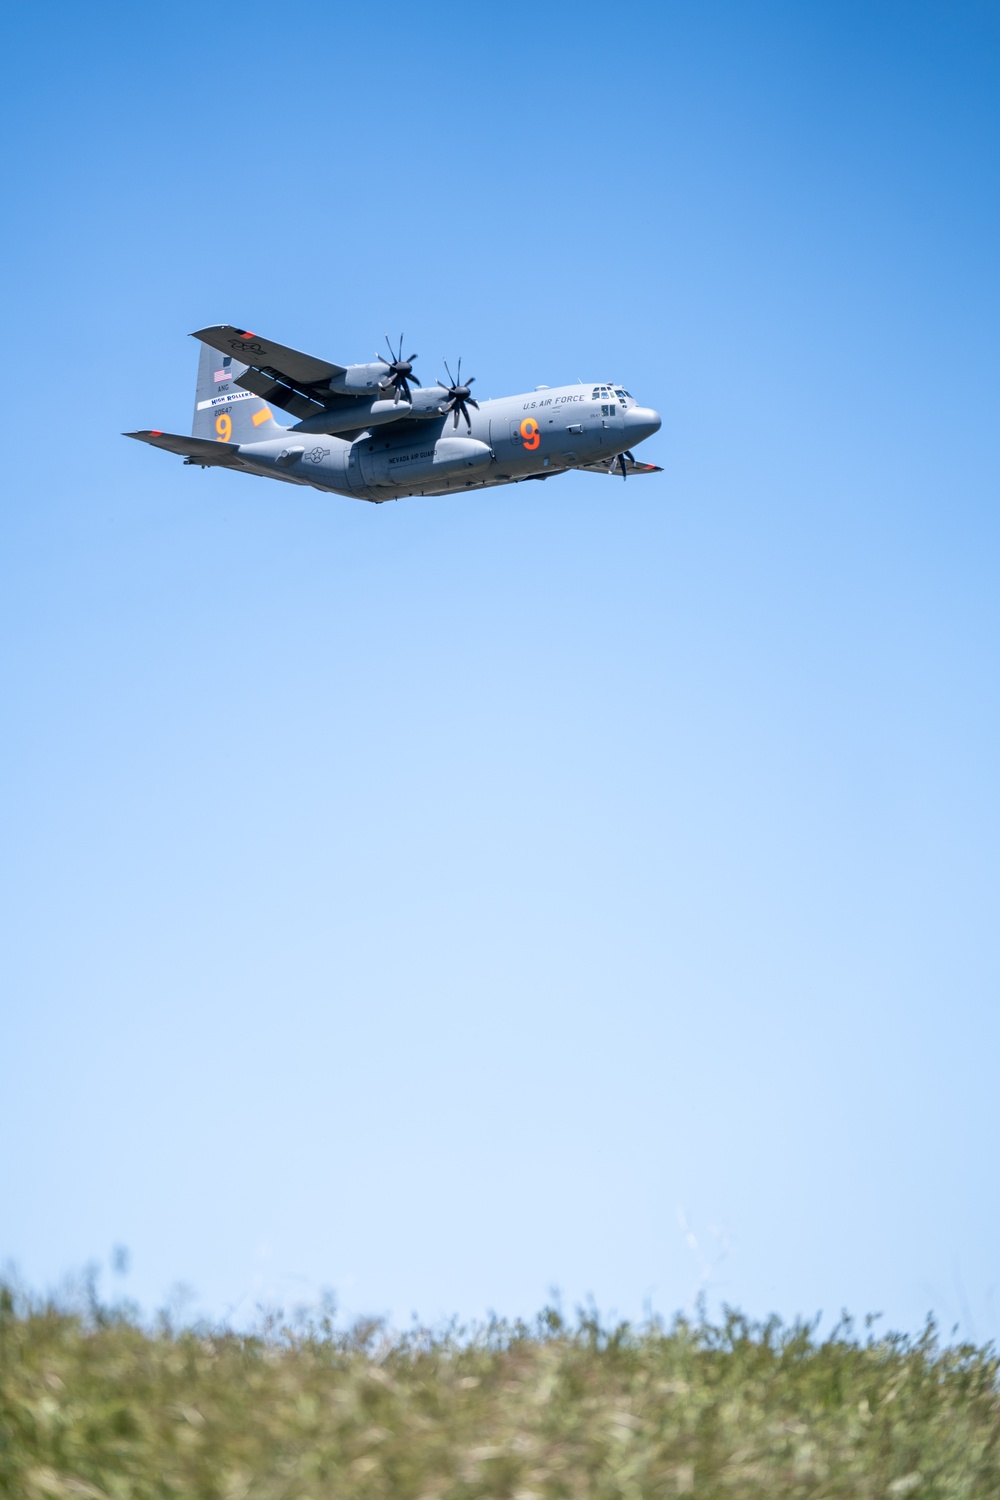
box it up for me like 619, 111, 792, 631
1, 1282, 997, 1498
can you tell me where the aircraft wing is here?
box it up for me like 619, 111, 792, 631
576, 454, 663, 476
191, 325, 346, 422
123, 430, 243, 465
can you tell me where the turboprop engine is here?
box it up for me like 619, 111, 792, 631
359, 435, 492, 488
328, 337, 419, 401
326, 362, 392, 395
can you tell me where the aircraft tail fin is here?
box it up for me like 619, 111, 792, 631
191, 339, 287, 444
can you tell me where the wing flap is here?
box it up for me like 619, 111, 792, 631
235, 365, 329, 421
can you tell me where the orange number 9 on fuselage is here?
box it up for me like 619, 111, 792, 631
520, 417, 540, 450
215, 412, 232, 442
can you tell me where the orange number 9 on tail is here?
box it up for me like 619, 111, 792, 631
216, 412, 232, 442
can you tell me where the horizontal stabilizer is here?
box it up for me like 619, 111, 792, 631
191, 326, 346, 385
123, 430, 242, 465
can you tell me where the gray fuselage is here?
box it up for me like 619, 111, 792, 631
231, 383, 661, 503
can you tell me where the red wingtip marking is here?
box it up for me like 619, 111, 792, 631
239, 330, 256, 338
150, 429, 163, 436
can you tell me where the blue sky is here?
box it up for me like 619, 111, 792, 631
2, 0, 998, 1339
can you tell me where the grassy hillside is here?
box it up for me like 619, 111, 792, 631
1, 1286, 997, 1499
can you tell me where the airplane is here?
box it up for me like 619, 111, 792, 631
125, 327, 662, 505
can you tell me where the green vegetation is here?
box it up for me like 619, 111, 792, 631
1, 1283, 998, 1499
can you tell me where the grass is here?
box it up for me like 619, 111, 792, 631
1, 1282, 998, 1499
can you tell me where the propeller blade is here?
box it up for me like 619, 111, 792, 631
618, 454, 628, 480
465, 375, 476, 386
463, 408, 472, 430
407, 353, 418, 363
466, 396, 480, 410
453, 408, 460, 428
443, 359, 455, 388
409, 374, 421, 386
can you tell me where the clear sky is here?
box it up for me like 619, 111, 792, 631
2, 0, 998, 1340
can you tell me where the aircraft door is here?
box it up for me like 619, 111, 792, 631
346, 440, 367, 494
598, 399, 625, 451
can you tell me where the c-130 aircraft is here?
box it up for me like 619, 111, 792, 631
126, 327, 662, 504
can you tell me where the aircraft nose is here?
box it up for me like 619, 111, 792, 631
624, 405, 661, 444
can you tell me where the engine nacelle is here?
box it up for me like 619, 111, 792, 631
327, 362, 391, 395
360, 436, 492, 487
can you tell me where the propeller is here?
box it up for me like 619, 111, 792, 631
615, 449, 637, 480
438, 357, 480, 430
377, 333, 420, 404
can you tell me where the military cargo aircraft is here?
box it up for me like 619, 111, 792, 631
125, 327, 662, 504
